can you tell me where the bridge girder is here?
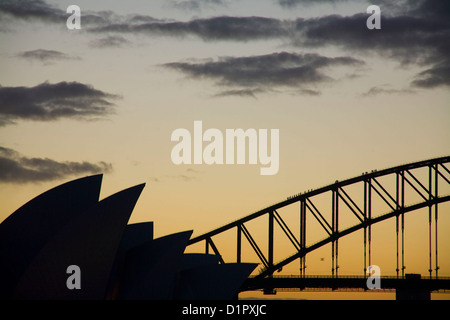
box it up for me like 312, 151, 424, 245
188, 156, 450, 281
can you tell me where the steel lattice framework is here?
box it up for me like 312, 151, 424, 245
187, 156, 450, 281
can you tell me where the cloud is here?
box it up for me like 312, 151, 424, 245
289, 1, 450, 88
297, 88, 321, 96
17, 49, 80, 64
0, 0, 64, 24
0, 0, 113, 26
186, 168, 202, 173
170, 0, 227, 11
2, 0, 275, 41
2, 0, 448, 90
89, 0, 449, 89
411, 63, 450, 88
89, 35, 131, 48
148, 174, 196, 183
0, 146, 112, 184
163, 52, 364, 95
90, 16, 289, 41
171, 174, 196, 182
362, 86, 415, 97
293, 14, 448, 59
277, 0, 350, 7
116, 1, 447, 90
276, 0, 442, 15
0, 81, 119, 126
148, 168, 200, 183
213, 88, 263, 98
125, 15, 168, 24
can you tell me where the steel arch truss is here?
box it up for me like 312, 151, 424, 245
187, 156, 450, 279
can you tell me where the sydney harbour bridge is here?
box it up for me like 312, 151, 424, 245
187, 156, 450, 299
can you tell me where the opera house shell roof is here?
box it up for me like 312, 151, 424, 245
0, 174, 256, 299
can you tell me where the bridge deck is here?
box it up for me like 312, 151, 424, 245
242, 275, 450, 293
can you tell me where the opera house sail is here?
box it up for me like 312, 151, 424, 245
0, 175, 256, 300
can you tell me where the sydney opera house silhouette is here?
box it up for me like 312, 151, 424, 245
0, 174, 256, 299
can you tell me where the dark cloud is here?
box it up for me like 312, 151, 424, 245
0, 0, 112, 25
0, 81, 119, 126
89, 0, 450, 89
213, 88, 263, 98
411, 63, 450, 88
89, 35, 131, 48
163, 52, 364, 95
297, 88, 321, 96
277, 0, 349, 8
277, 0, 445, 15
400, 0, 450, 21
171, 0, 227, 11
125, 15, 168, 24
288, 1, 450, 89
293, 14, 448, 58
0, 146, 112, 184
0, 0, 64, 23
17, 49, 80, 64
155, 1, 450, 90
2, 0, 277, 41
362, 86, 415, 97
90, 16, 289, 41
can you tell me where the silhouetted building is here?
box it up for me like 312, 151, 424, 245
0, 174, 256, 300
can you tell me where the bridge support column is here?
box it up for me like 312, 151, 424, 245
263, 212, 277, 295
268, 211, 274, 271
237, 225, 241, 263
332, 189, 339, 277
395, 274, 431, 300
364, 178, 372, 276
300, 200, 306, 276
434, 164, 439, 278
396, 288, 431, 300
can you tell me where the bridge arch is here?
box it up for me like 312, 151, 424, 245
187, 156, 450, 279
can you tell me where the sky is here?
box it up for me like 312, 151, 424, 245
0, 0, 449, 299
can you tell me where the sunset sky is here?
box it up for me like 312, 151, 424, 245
0, 0, 449, 299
